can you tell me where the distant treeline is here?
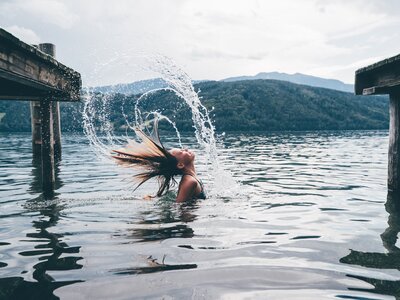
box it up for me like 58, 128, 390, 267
0, 79, 389, 133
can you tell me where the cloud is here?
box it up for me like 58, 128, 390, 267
1, 0, 399, 85
4, 25, 41, 44
0, 0, 78, 29
172, 0, 400, 82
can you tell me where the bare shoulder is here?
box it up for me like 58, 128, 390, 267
179, 176, 198, 190
176, 176, 198, 202
180, 175, 197, 185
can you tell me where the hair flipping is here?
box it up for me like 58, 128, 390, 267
112, 121, 182, 196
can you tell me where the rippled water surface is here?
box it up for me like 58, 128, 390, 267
1, 130, 399, 300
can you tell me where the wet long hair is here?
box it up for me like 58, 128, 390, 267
112, 120, 182, 196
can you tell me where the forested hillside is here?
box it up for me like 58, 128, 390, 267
0, 79, 389, 133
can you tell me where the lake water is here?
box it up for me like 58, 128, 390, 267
1, 130, 399, 300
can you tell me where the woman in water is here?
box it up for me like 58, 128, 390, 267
112, 121, 205, 202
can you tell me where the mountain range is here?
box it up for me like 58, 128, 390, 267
92, 72, 354, 95
91, 78, 168, 95
0, 79, 387, 133
222, 72, 354, 93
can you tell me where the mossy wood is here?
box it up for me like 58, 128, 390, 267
0, 28, 81, 101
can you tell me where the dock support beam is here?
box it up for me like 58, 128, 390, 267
30, 43, 61, 193
38, 43, 62, 160
31, 43, 62, 160
355, 53, 400, 200
52, 100, 62, 160
40, 99, 55, 192
31, 101, 42, 157
388, 92, 400, 193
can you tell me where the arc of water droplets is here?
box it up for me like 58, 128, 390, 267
144, 55, 219, 169
120, 87, 183, 148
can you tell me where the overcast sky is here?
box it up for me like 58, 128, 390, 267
1, 0, 400, 86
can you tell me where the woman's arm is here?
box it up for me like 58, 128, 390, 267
176, 177, 197, 202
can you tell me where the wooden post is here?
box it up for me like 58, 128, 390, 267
40, 99, 55, 192
30, 44, 41, 159
38, 43, 58, 193
38, 43, 62, 161
30, 101, 42, 158
388, 92, 400, 193
52, 100, 62, 160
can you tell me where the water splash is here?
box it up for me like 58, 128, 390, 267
135, 55, 218, 166
82, 53, 238, 197
132, 111, 183, 149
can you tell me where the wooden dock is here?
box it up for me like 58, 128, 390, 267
0, 28, 81, 195
355, 53, 400, 196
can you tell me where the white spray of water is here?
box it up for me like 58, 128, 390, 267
145, 55, 218, 163
82, 53, 239, 197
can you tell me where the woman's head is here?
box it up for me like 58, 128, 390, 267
170, 148, 195, 170
112, 123, 183, 197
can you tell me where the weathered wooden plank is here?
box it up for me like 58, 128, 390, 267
0, 68, 75, 101
0, 52, 7, 61
361, 86, 400, 96
0, 95, 44, 101
357, 53, 400, 74
0, 28, 81, 101
0, 61, 79, 98
355, 53, 400, 95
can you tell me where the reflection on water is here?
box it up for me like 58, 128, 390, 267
118, 196, 198, 242
0, 198, 83, 300
340, 192, 400, 298
29, 156, 63, 199
0, 141, 83, 300
1, 130, 399, 299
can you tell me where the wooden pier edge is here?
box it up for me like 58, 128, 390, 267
355, 53, 400, 195
0, 28, 81, 195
